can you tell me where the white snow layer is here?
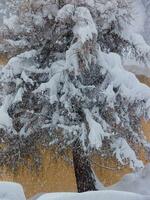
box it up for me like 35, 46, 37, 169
0, 182, 26, 200
111, 138, 144, 170
84, 109, 109, 149
110, 163, 150, 196
36, 191, 149, 200
57, 5, 97, 43
2, 50, 37, 78
98, 50, 150, 104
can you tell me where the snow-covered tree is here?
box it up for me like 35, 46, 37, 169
1, 0, 150, 192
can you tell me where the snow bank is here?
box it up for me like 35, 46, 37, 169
110, 163, 150, 196
1, 180, 150, 200
36, 191, 149, 200
0, 182, 26, 200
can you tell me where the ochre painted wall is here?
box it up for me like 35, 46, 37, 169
138, 75, 150, 87
0, 150, 77, 197
0, 55, 8, 65
0, 57, 150, 198
0, 150, 132, 198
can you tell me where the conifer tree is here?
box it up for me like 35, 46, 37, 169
1, 0, 150, 192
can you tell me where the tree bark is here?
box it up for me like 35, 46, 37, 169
72, 138, 97, 193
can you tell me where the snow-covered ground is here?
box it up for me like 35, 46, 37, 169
33, 191, 150, 200
110, 163, 150, 195
34, 164, 150, 200
2, 164, 150, 200
0, 182, 26, 200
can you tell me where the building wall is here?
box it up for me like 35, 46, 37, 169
0, 150, 77, 198
0, 149, 133, 198
0, 55, 8, 65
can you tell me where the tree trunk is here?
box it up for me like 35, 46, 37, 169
72, 138, 97, 193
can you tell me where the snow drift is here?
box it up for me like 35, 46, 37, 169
35, 191, 150, 200
110, 163, 150, 195
0, 182, 26, 200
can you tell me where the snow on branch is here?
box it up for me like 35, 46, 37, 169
0, 95, 13, 131
56, 4, 75, 22
57, 4, 97, 43
111, 137, 144, 170
13, 87, 24, 104
84, 109, 109, 149
97, 49, 150, 116
34, 60, 66, 104
73, 6, 97, 43
1, 50, 37, 79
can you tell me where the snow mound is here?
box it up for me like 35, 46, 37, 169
110, 163, 150, 195
0, 182, 26, 200
36, 191, 149, 200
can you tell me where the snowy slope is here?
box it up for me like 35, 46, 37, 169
110, 164, 150, 195
0, 182, 150, 200
0, 182, 26, 200
36, 191, 150, 200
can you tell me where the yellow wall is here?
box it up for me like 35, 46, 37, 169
0, 149, 133, 198
0, 57, 150, 198
1, 147, 148, 198
0, 150, 77, 197
138, 75, 150, 87
0, 55, 8, 65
